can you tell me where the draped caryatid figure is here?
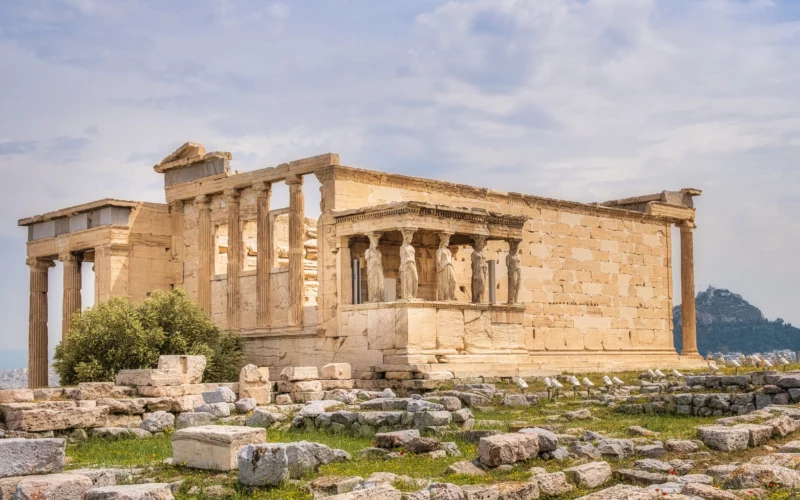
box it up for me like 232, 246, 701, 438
471, 235, 487, 303
507, 239, 521, 304
436, 232, 457, 301
399, 228, 418, 300
365, 232, 384, 302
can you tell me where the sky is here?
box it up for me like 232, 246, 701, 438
0, 0, 798, 367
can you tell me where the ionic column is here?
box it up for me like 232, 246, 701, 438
169, 200, 185, 286
286, 175, 305, 327
195, 195, 212, 314
28, 258, 54, 388
225, 189, 242, 329
679, 221, 698, 356
254, 182, 272, 328
61, 252, 82, 343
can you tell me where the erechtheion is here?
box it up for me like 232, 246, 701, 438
18, 143, 705, 388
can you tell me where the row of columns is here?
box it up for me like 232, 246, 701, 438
362, 230, 523, 305
27, 251, 84, 388
190, 175, 306, 330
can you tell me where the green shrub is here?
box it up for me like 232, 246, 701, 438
54, 289, 244, 385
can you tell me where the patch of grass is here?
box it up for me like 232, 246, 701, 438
67, 435, 172, 469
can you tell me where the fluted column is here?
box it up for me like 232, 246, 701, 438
286, 175, 305, 327
679, 221, 698, 356
61, 252, 82, 343
254, 182, 272, 328
195, 195, 212, 314
225, 189, 242, 329
169, 200, 184, 286
28, 258, 54, 388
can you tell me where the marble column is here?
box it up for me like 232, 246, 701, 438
286, 175, 305, 327
679, 221, 698, 356
195, 195, 212, 314
28, 258, 54, 388
169, 200, 184, 286
471, 236, 488, 303
225, 189, 242, 329
61, 252, 82, 343
254, 182, 272, 328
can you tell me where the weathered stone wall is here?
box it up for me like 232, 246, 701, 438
126, 204, 172, 303
327, 168, 675, 359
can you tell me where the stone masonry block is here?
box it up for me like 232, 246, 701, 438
280, 367, 319, 381
697, 426, 749, 451
115, 369, 181, 387
171, 425, 266, 471
321, 363, 351, 380
0, 438, 65, 478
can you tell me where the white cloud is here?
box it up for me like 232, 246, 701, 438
0, 0, 798, 352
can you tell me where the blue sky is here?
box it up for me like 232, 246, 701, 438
0, 0, 798, 366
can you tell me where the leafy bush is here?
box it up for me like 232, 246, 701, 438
54, 289, 244, 385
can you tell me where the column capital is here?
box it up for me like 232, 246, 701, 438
472, 234, 487, 248
26, 258, 54, 270
252, 182, 272, 195
285, 174, 303, 186
168, 199, 184, 211
314, 169, 334, 184
678, 220, 696, 231
59, 252, 83, 263
223, 188, 241, 203
194, 194, 210, 208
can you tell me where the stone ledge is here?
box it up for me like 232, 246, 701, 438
341, 301, 527, 312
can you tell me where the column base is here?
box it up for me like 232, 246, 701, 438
680, 350, 703, 360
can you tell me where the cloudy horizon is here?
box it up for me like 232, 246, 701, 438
1, 0, 798, 366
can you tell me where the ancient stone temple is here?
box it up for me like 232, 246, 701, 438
18, 143, 705, 387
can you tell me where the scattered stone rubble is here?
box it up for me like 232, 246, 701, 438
616, 371, 800, 416
7, 364, 800, 499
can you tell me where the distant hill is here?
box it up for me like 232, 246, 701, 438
674, 286, 800, 355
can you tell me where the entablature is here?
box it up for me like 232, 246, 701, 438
332, 201, 527, 240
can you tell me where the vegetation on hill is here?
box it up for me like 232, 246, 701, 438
674, 285, 799, 355
54, 289, 244, 385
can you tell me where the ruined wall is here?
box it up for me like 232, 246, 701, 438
95, 203, 171, 304
178, 185, 318, 331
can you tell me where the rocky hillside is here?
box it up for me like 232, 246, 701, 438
674, 286, 800, 355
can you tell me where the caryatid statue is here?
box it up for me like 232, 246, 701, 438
399, 228, 418, 300
471, 235, 488, 303
365, 232, 384, 302
507, 239, 521, 304
436, 232, 457, 301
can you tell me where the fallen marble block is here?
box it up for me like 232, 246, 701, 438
0, 438, 65, 478
171, 425, 266, 471
12, 473, 91, 500
85, 483, 175, 500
